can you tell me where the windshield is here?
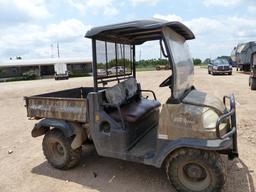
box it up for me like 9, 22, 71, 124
213, 59, 229, 65
163, 27, 194, 99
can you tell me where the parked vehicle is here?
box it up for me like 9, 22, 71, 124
231, 42, 256, 72
108, 66, 127, 75
97, 68, 107, 77
54, 63, 69, 80
208, 59, 232, 75
249, 52, 256, 90
25, 19, 238, 192
156, 65, 170, 70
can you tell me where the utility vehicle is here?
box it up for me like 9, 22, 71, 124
156, 64, 170, 70
25, 20, 238, 192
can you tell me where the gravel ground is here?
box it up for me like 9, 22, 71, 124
0, 67, 255, 192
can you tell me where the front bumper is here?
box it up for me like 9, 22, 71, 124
216, 94, 238, 159
213, 69, 232, 73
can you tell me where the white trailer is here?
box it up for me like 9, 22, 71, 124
54, 63, 69, 80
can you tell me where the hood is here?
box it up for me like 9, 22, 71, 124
182, 90, 226, 114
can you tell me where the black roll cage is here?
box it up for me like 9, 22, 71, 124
92, 39, 137, 91
91, 35, 173, 92
86, 20, 195, 92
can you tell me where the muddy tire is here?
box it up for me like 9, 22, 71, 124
42, 129, 82, 170
165, 149, 226, 192
250, 77, 256, 90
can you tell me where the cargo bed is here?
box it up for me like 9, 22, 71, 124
25, 87, 97, 123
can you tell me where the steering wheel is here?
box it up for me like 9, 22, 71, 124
159, 75, 172, 87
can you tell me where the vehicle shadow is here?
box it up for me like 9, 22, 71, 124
31, 146, 254, 192
211, 74, 232, 76
31, 145, 174, 192
237, 71, 250, 75
224, 157, 255, 192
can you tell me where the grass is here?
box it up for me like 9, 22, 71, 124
136, 67, 156, 71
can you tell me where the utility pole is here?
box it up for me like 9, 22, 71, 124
57, 43, 60, 58
50, 44, 54, 58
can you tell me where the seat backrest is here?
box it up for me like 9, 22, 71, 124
105, 78, 138, 106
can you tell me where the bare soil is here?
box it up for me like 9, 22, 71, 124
0, 67, 255, 192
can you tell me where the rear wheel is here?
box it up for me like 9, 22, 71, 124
228, 72, 232, 75
42, 129, 82, 169
165, 148, 226, 192
250, 77, 256, 90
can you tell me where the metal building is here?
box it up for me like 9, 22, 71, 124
0, 58, 92, 79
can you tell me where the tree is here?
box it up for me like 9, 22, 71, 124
203, 58, 211, 64
193, 58, 202, 65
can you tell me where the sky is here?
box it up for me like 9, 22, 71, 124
0, 0, 256, 62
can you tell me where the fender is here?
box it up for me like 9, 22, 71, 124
31, 119, 74, 138
153, 138, 233, 168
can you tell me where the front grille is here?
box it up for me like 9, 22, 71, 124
217, 66, 229, 71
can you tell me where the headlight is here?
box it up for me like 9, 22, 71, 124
229, 65, 232, 69
213, 66, 218, 70
203, 109, 219, 129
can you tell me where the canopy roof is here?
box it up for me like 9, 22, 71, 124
85, 19, 195, 44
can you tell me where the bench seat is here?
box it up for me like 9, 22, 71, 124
109, 99, 161, 123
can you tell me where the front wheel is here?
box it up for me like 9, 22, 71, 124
42, 129, 82, 169
165, 149, 226, 192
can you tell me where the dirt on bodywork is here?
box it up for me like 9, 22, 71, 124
0, 67, 255, 192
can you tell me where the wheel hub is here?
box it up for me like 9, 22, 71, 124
183, 163, 207, 181
56, 143, 64, 155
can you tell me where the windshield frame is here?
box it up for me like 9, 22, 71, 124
162, 27, 194, 100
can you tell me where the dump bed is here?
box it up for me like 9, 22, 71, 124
25, 87, 96, 123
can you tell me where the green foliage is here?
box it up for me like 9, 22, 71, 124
0, 77, 25, 83
136, 58, 169, 68
193, 58, 202, 65
97, 58, 132, 69
22, 70, 38, 80
203, 58, 211, 64
97, 58, 169, 69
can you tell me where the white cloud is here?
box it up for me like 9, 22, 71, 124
153, 14, 182, 22
154, 14, 256, 59
14, 0, 50, 18
0, 19, 92, 60
0, 0, 50, 20
202, 0, 242, 7
248, 5, 256, 13
66, 0, 119, 16
131, 0, 158, 6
